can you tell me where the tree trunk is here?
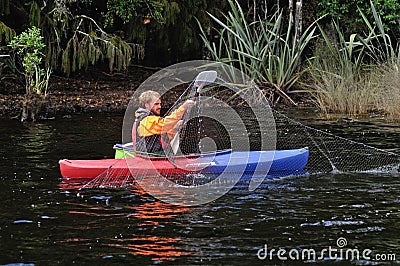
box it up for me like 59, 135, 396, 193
263, 0, 268, 19
295, 0, 303, 42
253, 0, 256, 22
288, 0, 293, 13
288, 0, 294, 30
294, 0, 303, 71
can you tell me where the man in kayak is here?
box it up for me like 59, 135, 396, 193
133, 90, 194, 155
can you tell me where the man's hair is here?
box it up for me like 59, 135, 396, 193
139, 90, 160, 107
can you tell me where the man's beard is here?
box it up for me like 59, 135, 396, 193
152, 108, 161, 115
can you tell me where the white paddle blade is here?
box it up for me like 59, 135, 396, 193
170, 131, 180, 154
194, 70, 217, 86
171, 71, 217, 155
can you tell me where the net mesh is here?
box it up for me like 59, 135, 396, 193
174, 80, 400, 175
75, 74, 400, 191
273, 110, 400, 174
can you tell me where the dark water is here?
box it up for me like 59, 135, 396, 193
1, 111, 399, 265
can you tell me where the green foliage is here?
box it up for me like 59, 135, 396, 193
317, 0, 400, 32
160, 0, 180, 26
39, 0, 144, 76
0, 0, 218, 73
133, 0, 214, 64
0, 21, 15, 43
0, 21, 15, 78
199, 0, 318, 105
0, 0, 10, 15
29, 1, 41, 27
308, 40, 376, 115
316, 0, 351, 20
103, 0, 164, 27
9, 26, 44, 73
358, 2, 399, 64
309, 1, 400, 116
8, 26, 51, 96
59, 15, 144, 76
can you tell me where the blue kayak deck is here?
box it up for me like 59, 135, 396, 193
202, 148, 309, 174
113, 143, 309, 176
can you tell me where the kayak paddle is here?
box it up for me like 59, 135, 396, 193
170, 70, 218, 154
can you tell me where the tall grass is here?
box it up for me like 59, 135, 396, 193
198, 0, 317, 106
308, 28, 378, 115
370, 64, 400, 119
309, 1, 400, 117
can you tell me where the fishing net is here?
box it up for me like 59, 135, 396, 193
76, 62, 400, 194
273, 110, 399, 174
176, 87, 400, 175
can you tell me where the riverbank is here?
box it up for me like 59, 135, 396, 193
0, 67, 154, 118
0, 66, 312, 120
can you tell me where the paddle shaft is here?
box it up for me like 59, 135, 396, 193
169, 70, 217, 154
170, 83, 203, 154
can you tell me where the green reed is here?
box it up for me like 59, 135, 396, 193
199, 0, 317, 106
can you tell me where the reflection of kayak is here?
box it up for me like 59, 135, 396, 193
59, 146, 309, 179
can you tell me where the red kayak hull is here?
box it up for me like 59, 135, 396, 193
59, 148, 310, 179
59, 156, 202, 179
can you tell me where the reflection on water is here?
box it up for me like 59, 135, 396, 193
110, 200, 192, 261
59, 187, 192, 262
55, 173, 400, 264
107, 235, 190, 261
14, 123, 55, 170
0, 120, 53, 179
1, 111, 400, 264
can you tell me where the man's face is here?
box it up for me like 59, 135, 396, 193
146, 97, 161, 115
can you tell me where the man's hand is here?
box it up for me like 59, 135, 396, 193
182, 100, 195, 110
174, 120, 183, 130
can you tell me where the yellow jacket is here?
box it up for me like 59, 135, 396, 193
136, 105, 186, 140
